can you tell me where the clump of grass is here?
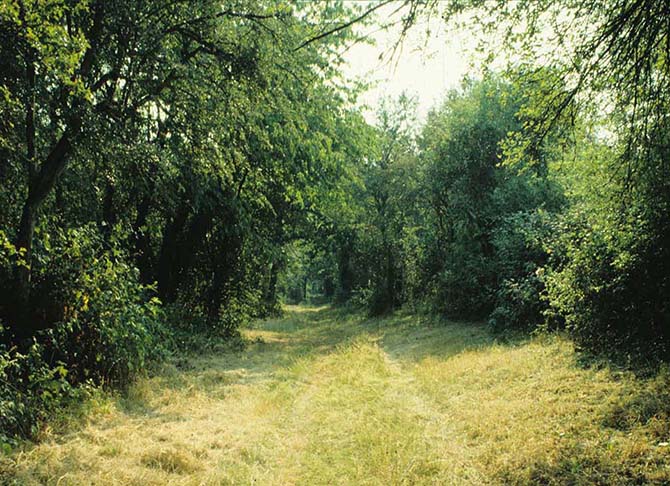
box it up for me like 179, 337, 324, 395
603, 367, 670, 437
141, 448, 200, 474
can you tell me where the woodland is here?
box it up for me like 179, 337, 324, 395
1, 1, 670, 482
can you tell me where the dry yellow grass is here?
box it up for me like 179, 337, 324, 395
2, 305, 670, 485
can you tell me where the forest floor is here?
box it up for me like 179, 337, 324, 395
3, 305, 670, 485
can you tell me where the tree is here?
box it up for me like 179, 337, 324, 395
1, 0, 289, 334
419, 77, 519, 316
439, 0, 670, 358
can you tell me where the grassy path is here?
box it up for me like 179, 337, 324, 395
3, 306, 670, 485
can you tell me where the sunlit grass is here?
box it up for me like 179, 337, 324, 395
2, 306, 669, 484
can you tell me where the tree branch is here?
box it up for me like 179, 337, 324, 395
294, 0, 396, 51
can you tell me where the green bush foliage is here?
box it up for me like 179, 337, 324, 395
0, 340, 77, 447
545, 207, 670, 364
40, 227, 167, 386
488, 211, 555, 331
0, 227, 166, 443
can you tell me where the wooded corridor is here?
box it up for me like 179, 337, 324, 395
2, 1, 670, 484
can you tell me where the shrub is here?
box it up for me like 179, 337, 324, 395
431, 248, 494, 319
489, 273, 545, 332
545, 207, 670, 364
0, 225, 169, 443
0, 339, 75, 446
488, 210, 554, 331
31, 226, 168, 386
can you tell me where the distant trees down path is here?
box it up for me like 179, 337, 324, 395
292, 0, 670, 364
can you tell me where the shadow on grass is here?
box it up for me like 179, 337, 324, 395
205, 305, 530, 378
131, 306, 372, 401
118, 305, 529, 415
376, 311, 532, 366
246, 305, 533, 374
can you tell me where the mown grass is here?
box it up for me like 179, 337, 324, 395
2, 305, 670, 485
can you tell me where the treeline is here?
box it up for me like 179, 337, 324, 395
286, 1, 670, 367
0, 0, 370, 443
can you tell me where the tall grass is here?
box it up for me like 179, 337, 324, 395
2, 306, 669, 484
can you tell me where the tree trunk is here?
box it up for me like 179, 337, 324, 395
9, 1, 112, 337
157, 205, 189, 303
335, 232, 355, 302
133, 193, 154, 283
263, 260, 280, 314
13, 202, 36, 322
12, 136, 73, 334
206, 269, 225, 323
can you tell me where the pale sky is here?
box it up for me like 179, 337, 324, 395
340, 3, 480, 123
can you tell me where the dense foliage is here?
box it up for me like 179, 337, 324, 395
2, 0, 669, 445
0, 0, 374, 443
293, 1, 670, 368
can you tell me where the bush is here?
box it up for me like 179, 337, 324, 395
488, 210, 554, 331
545, 207, 670, 364
0, 339, 76, 446
489, 273, 545, 332
0, 231, 27, 325
25, 226, 168, 386
430, 248, 494, 319
164, 286, 250, 352
0, 225, 169, 443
